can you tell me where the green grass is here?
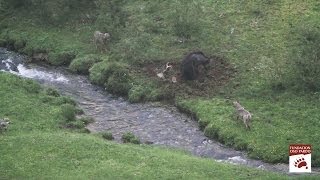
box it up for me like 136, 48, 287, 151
0, 72, 287, 179
1, 133, 285, 179
1, 0, 320, 168
177, 96, 320, 166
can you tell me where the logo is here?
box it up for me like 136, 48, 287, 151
289, 144, 311, 173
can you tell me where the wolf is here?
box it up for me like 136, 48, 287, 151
93, 31, 110, 52
0, 118, 10, 131
233, 101, 252, 130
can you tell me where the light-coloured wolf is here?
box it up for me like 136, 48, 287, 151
233, 101, 252, 130
0, 118, 10, 131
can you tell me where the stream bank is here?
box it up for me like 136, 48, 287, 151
0, 48, 305, 174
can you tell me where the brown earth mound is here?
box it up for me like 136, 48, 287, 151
141, 55, 236, 99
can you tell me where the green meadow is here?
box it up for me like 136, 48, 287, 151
0, 72, 286, 179
0, 0, 320, 178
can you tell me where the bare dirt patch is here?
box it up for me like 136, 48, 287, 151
142, 55, 236, 98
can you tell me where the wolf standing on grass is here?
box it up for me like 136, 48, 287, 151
93, 31, 110, 52
0, 118, 10, 132
233, 101, 252, 130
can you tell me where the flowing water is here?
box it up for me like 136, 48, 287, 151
2, 48, 318, 174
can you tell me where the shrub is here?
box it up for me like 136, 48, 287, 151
0, 39, 6, 47
204, 124, 220, 140
21, 45, 47, 57
45, 87, 60, 97
89, 61, 132, 95
78, 116, 94, 125
61, 104, 76, 122
13, 39, 26, 51
121, 132, 140, 144
146, 88, 163, 101
65, 120, 85, 129
89, 60, 112, 85
48, 51, 76, 66
5, 38, 15, 51
41, 94, 75, 106
102, 132, 114, 140
53, 96, 76, 106
105, 67, 132, 95
198, 118, 210, 130
128, 84, 163, 103
74, 108, 85, 115
40, 96, 55, 103
69, 54, 102, 74
128, 85, 145, 103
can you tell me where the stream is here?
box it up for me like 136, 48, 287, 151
0, 48, 309, 174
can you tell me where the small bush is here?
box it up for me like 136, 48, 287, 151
69, 54, 102, 74
89, 61, 132, 95
0, 39, 7, 47
128, 85, 145, 103
146, 88, 163, 101
234, 137, 248, 151
121, 132, 140, 144
102, 132, 114, 140
89, 60, 112, 85
40, 96, 55, 103
3, 38, 14, 51
78, 116, 94, 125
45, 87, 60, 97
61, 104, 76, 122
48, 51, 76, 66
198, 118, 210, 130
74, 108, 85, 115
65, 120, 85, 129
204, 124, 220, 140
13, 39, 26, 51
21, 45, 48, 57
128, 84, 163, 103
54, 96, 76, 106
105, 68, 132, 96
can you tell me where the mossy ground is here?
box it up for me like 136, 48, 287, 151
0, 0, 320, 168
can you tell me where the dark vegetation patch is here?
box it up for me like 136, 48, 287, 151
121, 132, 141, 144
69, 54, 102, 74
48, 51, 76, 66
101, 131, 114, 141
59, 103, 92, 133
89, 60, 132, 96
45, 87, 60, 97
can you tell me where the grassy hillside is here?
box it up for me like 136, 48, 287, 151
0, 72, 287, 179
0, 0, 319, 167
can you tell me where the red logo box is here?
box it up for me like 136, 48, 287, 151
289, 144, 312, 156
289, 144, 312, 173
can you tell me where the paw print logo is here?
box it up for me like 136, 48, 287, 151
294, 157, 308, 169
